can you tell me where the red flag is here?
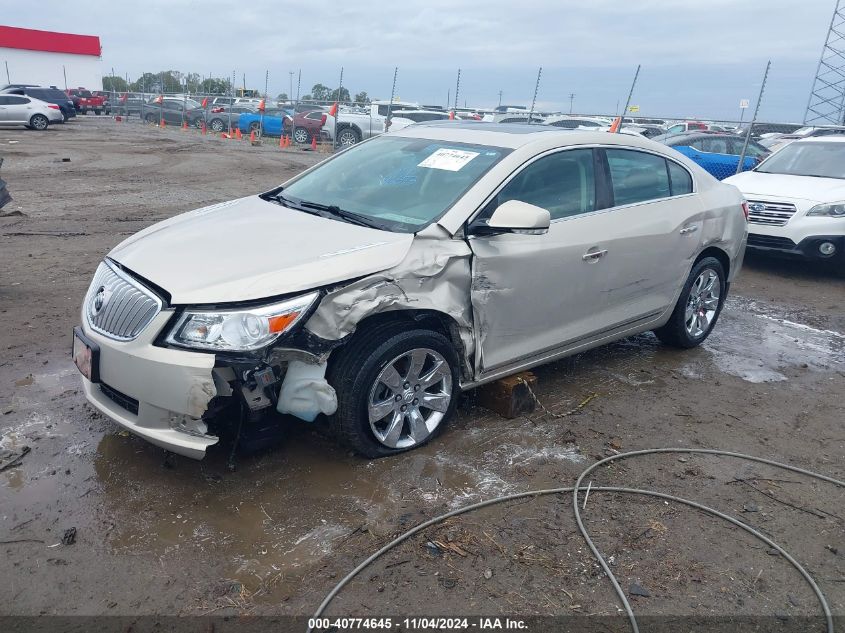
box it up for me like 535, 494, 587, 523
120, 93, 128, 102
448, 110, 455, 120
153, 94, 163, 104
328, 102, 338, 117
258, 99, 266, 112
201, 97, 208, 108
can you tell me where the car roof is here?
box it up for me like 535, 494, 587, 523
392, 120, 659, 150
795, 135, 845, 143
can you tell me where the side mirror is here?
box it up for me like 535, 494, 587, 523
481, 200, 551, 235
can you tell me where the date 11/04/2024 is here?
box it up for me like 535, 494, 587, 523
308, 617, 529, 630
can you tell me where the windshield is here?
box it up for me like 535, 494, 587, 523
280, 136, 510, 232
756, 142, 845, 179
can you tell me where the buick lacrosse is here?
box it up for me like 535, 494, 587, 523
73, 122, 747, 459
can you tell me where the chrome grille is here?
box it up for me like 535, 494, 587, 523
746, 199, 797, 227
84, 261, 162, 341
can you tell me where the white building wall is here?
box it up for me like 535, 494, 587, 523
0, 48, 102, 90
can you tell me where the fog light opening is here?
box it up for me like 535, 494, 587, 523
819, 242, 836, 257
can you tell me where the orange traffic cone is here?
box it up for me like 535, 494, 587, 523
249, 130, 256, 144
285, 135, 291, 148
311, 135, 317, 150
160, 118, 166, 127
181, 120, 188, 130
201, 122, 207, 135
279, 134, 284, 148
608, 117, 621, 133
221, 132, 228, 139
234, 127, 241, 140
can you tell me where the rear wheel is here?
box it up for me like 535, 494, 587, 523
29, 114, 49, 130
293, 126, 309, 144
336, 127, 360, 147
144, 113, 157, 124
654, 256, 726, 348
94, 109, 101, 115
327, 322, 460, 458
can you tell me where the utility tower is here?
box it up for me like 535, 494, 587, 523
805, 0, 845, 125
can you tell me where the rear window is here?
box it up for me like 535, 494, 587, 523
29, 89, 67, 101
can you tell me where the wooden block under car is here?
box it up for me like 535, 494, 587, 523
475, 371, 537, 419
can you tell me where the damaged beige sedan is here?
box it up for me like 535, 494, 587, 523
72, 122, 747, 459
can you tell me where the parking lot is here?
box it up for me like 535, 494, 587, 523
1, 118, 844, 629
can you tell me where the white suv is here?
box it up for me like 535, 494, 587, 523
725, 137, 845, 266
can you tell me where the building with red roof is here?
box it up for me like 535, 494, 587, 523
0, 25, 103, 90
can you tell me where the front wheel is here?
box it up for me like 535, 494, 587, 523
327, 322, 460, 458
654, 256, 726, 348
209, 118, 225, 132
29, 114, 49, 130
248, 121, 261, 134
144, 113, 157, 124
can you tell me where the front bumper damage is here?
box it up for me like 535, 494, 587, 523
79, 225, 476, 459
80, 312, 220, 459
79, 307, 341, 460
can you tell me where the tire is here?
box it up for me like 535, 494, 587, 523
94, 109, 101, 115
249, 121, 261, 133
336, 127, 360, 147
29, 114, 49, 131
145, 113, 157, 124
293, 126, 309, 144
209, 118, 225, 132
654, 256, 726, 348
327, 321, 460, 458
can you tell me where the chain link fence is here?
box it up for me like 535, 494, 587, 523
106, 98, 823, 181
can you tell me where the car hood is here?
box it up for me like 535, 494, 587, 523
108, 196, 414, 304
725, 171, 845, 203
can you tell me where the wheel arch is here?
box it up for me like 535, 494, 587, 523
334, 309, 470, 382
693, 245, 731, 280
336, 122, 362, 137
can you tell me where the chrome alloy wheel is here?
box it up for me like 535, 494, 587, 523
685, 269, 720, 338
367, 348, 453, 449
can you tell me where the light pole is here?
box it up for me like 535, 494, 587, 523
569, 93, 575, 114
288, 71, 294, 104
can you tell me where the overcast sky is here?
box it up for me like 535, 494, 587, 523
5, 0, 838, 121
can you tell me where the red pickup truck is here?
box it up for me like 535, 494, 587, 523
66, 88, 108, 115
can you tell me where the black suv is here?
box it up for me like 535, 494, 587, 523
0, 86, 76, 121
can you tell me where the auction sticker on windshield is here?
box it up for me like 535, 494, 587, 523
418, 148, 479, 171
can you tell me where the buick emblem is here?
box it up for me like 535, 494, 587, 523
749, 203, 765, 213
92, 286, 109, 316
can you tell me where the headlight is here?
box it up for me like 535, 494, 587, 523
807, 201, 845, 217
165, 292, 319, 351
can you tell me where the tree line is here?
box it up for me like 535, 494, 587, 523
102, 72, 371, 103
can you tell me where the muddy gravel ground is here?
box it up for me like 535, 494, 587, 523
1, 118, 844, 632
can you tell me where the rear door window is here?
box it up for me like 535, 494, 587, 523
667, 161, 693, 195
605, 149, 671, 206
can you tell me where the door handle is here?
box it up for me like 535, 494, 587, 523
582, 249, 608, 261
679, 225, 699, 235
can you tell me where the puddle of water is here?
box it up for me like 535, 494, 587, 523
702, 297, 844, 383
